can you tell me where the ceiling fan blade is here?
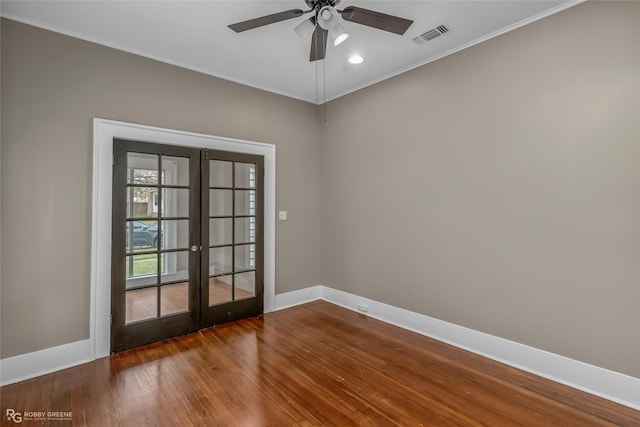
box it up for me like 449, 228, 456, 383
228, 9, 304, 33
309, 26, 328, 62
340, 6, 413, 35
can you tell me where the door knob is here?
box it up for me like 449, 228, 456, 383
191, 245, 198, 252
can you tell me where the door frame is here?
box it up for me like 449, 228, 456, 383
91, 118, 276, 359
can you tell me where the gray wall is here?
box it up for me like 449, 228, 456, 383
0, 19, 322, 358
320, 1, 640, 377
2, 1, 639, 379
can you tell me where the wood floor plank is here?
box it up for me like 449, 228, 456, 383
1, 301, 638, 426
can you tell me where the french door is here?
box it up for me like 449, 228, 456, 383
111, 139, 263, 352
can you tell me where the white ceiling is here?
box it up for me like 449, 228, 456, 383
1, 0, 583, 104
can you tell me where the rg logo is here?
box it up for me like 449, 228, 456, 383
6, 409, 22, 423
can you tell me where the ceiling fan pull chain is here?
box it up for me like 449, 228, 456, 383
323, 59, 327, 122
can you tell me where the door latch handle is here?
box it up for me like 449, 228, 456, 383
191, 245, 199, 252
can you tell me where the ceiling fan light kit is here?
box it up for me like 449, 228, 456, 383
228, 0, 413, 62
294, 17, 316, 43
330, 23, 349, 46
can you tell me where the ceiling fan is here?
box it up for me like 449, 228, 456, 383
228, 0, 413, 62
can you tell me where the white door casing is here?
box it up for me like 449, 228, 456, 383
91, 118, 276, 359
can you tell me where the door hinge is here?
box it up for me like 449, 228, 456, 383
110, 313, 113, 325
203, 149, 208, 161
112, 155, 115, 166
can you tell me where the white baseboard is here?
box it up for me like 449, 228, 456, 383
3, 286, 638, 411
274, 285, 640, 410
273, 285, 322, 311
0, 339, 92, 386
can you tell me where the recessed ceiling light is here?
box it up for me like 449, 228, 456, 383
348, 54, 364, 64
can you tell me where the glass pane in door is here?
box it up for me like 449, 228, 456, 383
125, 254, 158, 288
209, 160, 233, 187
127, 153, 159, 185
126, 188, 159, 218
160, 282, 189, 316
209, 275, 233, 306
234, 217, 255, 244
125, 220, 158, 251
235, 163, 256, 188
234, 271, 256, 299
162, 156, 189, 186
209, 247, 233, 275
161, 251, 189, 283
234, 190, 256, 216
161, 188, 190, 218
210, 190, 233, 216
210, 218, 233, 246
235, 244, 256, 271
161, 219, 189, 250
125, 287, 157, 324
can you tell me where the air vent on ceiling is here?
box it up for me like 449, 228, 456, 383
413, 24, 450, 44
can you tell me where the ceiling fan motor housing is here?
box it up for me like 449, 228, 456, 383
304, 0, 341, 9
318, 6, 340, 30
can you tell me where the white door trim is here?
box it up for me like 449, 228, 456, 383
91, 118, 276, 359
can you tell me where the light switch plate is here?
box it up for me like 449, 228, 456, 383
278, 211, 287, 220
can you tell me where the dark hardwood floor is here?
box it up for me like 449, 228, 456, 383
1, 300, 638, 426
